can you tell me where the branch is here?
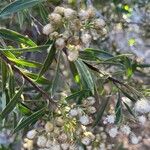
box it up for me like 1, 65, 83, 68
0, 52, 56, 107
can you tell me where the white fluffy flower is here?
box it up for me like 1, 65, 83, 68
79, 115, 90, 125
87, 106, 96, 114
43, 24, 54, 35
138, 115, 147, 125
86, 96, 96, 105
81, 137, 91, 146
37, 136, 47, 147
64, 8, 76, 19
78, 9, 89, 20
130, 134, 140, 144
120, 125, 131, 135
103, 115, 115, 124
69, 108, 78, 117
108, 127, 118, 138
26, 129, 37, 140
134, 99, 150, 113
81, 33, 92, 45
94, 18, 105, 29
54, 6, 65, 15
49, 13, 62, 25
61, 143, 70, 150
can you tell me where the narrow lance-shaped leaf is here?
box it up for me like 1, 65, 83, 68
14, 108, 46, 133
1, 61, 7, 91
50, 52, 61, 98
8, 65, 15, 99
0, 0, 46, 18
0, 28, 36, 47
115, 93, 122, 124
38, 42, 56, 78
123, 102, 136, 118
93, 98, 109, 127
75, 59, 95, 94
0, 85, 24, 119
0, 45, 50, 52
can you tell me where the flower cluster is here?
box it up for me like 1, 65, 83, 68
43, 6, 106, 61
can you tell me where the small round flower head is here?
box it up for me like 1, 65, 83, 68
61, 143, 70, 150
78, 9, 89, 20
54, 6, 65, 15
81, 137, 91, 146
37, 135, 47, 147
108, 127, 118, 138
84, 131, 95, 141
103, 115, 115, 124
51, 143, 61, 150
134, 98, 150, 114
120, 125, 131, 135
86, 96, 96, 105
58, 133, 68, 143
87, 6, 96, 19
53, 127, 61, 137
43, 24, 54, 35
55, 38, 65, 50
79, 115, 90, 125
45, 121, 54, 133
94, 18, 106, 29
90, 29, 100, 40
81, 33, 92, 45
26, 129, 37, 140
55, 117, 64, 127
130, 134, 140, 144
68, 50, 79, 61
87, 106, 96, 114
23, 139, 34, 150
64, 8, 77, 19
49, 13, 62, 25
46, 140, 53, 148
69, 108, 78, 117
138, 115, 147, 125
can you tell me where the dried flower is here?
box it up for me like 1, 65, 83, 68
54, 6, 65, 15
64, 8, 76, 19
43, 24, 54, 35
45, 122, 54, 133
81, 137, 91, 146
55, 38, 65, 50
49, 13, 62, 25
103, 115, 115, 124
69, 108, 78, 117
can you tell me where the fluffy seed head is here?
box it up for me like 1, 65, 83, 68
54, 6, 65, 15
81, 137, 91, 146
79, 115, 90, 125
49, 13, 62, 25
64, 8, 77, 19
37, 136, 47, 147
55, 38, 65, 50
108, 127, 118, 138
26, 129, 37, 140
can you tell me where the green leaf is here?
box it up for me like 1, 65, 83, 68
0, 0, 45, 18
0, 45, 50, 52
93, 98, 109, 127
0, 28, 36, 46
14, 107, 46, 133
38, 43, 56, 78
79, 49, 113, 61
121, 90, 137, 102
115, 93, 122, 124
65, 90, 90, 102
75, 59, 95, 94
1, 61, 7, 91
0, 85, 23, 119
123, 102, 136, 118
23, 71, 51, 85
18, 103, 32, 116
50, 52, 61, 98
8, 66, 15, 99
